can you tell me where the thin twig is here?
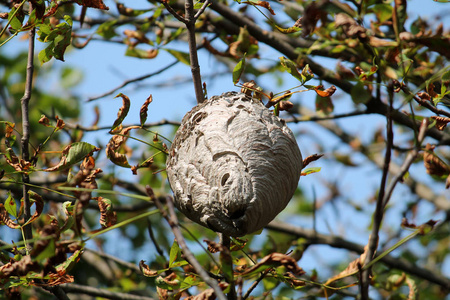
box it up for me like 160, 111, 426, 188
242, 269, 270, 300
147, 218, 166, 258
361, 118, 429, 298
160, 0, 187, 24
20, 26, 36, 251
360, 83, 395, 299
87, 61, 179, 102
266, 221, 450, 289
285, 110, 368, 123
194, 0, 211, 20
397, 81, 450, 118
184, 0, 205, 104
60, 283, 155, 300
220, 234, 237, 300
150, 189, 227, 300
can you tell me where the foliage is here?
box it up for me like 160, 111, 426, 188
0, 0, 449, 299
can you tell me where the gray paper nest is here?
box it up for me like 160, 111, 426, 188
166, 92, 302, 236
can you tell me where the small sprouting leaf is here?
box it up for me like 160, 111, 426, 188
300, 167, 321, 176
140, 95, 153, 127
233, 54, 246, 84
165, 49, 190, 65
279, 57, 303, 82
4, 192, 17, 218
169, 240, 181, 267
3, 121, 15, 138
351, 82, 372, 104
111, 93, 131, 132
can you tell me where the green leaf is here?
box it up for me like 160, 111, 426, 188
371, 4, 393, 23
351, 82, 372, 104
169, 240, 180, 267
38, 43, 55, 65
4, 192, 17, 218
233, 54, 246, 84
301, 167, 321, 176
44, 142, 98, 172
8, 6, 23, 32
165, 49, 190, 65
34, 239, 56, 262
279, 56, 303, 82
65, 142, 97, 167
97, 20, 118, 39
315, 95, 334, 115
56, 249, 84, 273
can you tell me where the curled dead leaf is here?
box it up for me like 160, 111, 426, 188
96, 197, 117, 228
204, 240, 224, 253
423, 144, 450, 177
240, 253, 305, 276
335, 13, 367, 39
302, 154, 324, 169
139, 260, 159, 277
278, 100, 294, 111
140, 95, 153, 126
315, 85, 337, 97
430, 116, 450, 131
110, 93, 131, 132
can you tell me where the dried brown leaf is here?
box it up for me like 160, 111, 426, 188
302, 154, 324, 169
74, 0, 109, 10
140, 95, 153, 127
325, 243, 373, 285
4, 122, 14, 138
240, 253, 305, 276
24, 191, 44, 226
243, 1, 275, 15
96, 197, 117, 228
423, 143, 450, 177
315, 85, 336, 97
204, 240, 224, 253
430, 116, 450, 131
139, 260, 159, 277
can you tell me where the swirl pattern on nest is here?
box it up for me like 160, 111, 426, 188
166, 92, 302, 236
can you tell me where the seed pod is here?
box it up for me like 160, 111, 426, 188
166, 92, 302, 236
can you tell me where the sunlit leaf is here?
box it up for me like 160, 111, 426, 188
233, 54, 246, 84
165, 49, 190, 65
300, 167, 321, 176
279, 56, 303, 82
45, 142, 99, 172
4, 192, 17, 219
351, 82, 372, 104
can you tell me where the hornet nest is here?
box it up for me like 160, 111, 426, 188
166, 92, 302, 236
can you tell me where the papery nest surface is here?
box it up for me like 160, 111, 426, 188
166, 92, 302, 236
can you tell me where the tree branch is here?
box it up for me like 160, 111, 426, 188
20, 25, 36, 251
151, 192, 227, 300
60, 283, 155, 300
184, 0, 205, 104
266, 221, 450, 289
